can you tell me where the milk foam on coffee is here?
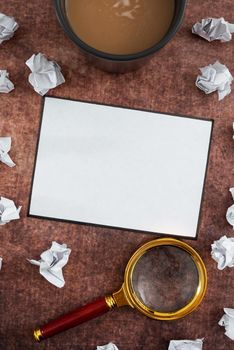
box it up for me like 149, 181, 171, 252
65, 0, 175, 55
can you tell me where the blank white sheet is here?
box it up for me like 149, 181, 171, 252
29, 97, 213, 238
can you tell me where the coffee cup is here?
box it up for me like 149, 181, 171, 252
54, 0, 187, 73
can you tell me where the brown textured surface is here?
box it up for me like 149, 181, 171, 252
0, 0, 234, 349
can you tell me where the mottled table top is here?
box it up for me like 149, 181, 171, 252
0, 1, 234, 349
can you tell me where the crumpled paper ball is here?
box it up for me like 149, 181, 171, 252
226, 187, 234, 228
0, 70, 14, 93
168, 338, 203, 350
28, 241, 71, 288
25, 53, 65, 96
96, 343, 119, 350
0, 136, 15, 167
192, 17, 234, 42
0, 197, 21, 225
226, 204, 234, 227
211, 235, 234, 270
219, 308, 234, 340
0, 12, 18, 44
196, 61, 233, 100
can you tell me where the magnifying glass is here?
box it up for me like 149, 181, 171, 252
34, 238, 207, 341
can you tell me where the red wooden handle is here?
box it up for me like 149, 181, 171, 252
34, 296, 110, 340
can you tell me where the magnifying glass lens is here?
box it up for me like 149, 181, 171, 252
131, 245, 199, 313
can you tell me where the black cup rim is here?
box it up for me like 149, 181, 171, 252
54, 0, 187, 62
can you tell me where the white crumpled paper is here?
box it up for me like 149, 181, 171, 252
196, 61, 233, 101
97, 343, 119, 350
226, 205, 234, 227
226, 188, 234, 228
28, 241, 71, 288
0, 137, 15, 167
0, 257, 2, 271
0, 70, 14, 93
229, 187, 234, 200
196, 61, 233, 100
211, 235, 234, 270
192, 17, 234, 42
25, 53, 65, 96
219, 308, 234, 340
0, 197, 21, 225
168, 339, 203, 350
0, 12, 18, 44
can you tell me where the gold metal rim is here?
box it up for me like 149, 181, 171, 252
123, 238, 207, 320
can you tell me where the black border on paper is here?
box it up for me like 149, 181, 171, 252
28, 96, 214, 241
